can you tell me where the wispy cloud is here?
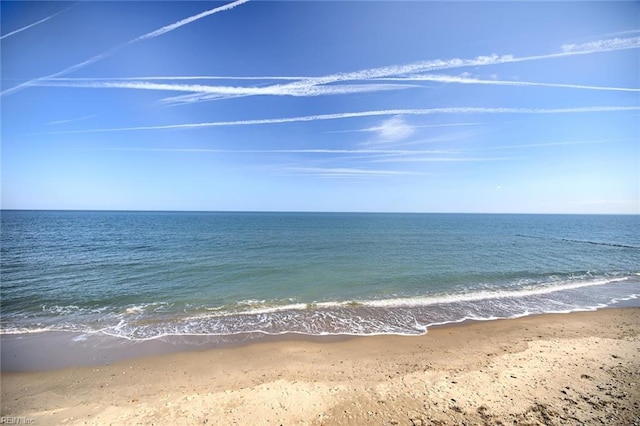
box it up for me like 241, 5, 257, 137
1, 0, 251, 97
363, 116, 416, 144
34, 106, 640, 135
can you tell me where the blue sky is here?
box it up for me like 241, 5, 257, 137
1, 1, 638, 213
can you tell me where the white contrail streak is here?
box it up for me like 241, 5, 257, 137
41, 69, 640, 100
35, 106, 640, 135
156, 37, 640, 105
1, 0, 250, 97
133, 0, 249, 41
33, 80, 418, 98
376, 74, 640, 92
47, 76, 306, 82
28, 36, 640, 104
324, 122, 480, 134
560, 36, 640, 53
285, 167, 430, 177
46, 114, 96, 126
102, 148, 455, 155
370, 156, 514, 163
155, 83, 415, 104
246, 36, 640, 98
0, 10, 63, 40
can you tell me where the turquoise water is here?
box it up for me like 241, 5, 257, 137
1, 211, 639, 342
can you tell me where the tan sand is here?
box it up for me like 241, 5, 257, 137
1, 308, 639, 425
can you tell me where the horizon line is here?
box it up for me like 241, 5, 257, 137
1, 209, 637, 216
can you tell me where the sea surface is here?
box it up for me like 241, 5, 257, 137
1, 211, 639, 344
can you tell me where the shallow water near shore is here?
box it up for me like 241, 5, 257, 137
2, 211, 639, 346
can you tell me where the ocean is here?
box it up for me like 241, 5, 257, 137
1, 211, 639, 344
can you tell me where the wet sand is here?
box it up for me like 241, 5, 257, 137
1, 308, 639, 425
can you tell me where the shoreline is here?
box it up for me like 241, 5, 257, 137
3, 301, 639, 373
3, 275, 638, 353
2, 308, 639, 424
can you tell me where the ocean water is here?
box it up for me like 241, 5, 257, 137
1, 211, 639, 343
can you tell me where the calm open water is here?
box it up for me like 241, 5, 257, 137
1, 211, 638, 342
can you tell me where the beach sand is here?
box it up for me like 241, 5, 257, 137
1, 308, 639, 425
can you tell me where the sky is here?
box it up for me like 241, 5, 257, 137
1, 1, 639, 214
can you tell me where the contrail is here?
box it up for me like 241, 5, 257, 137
324, 122, 480, 134
1, 0, 250, 97
101, 148, 455, 155
33, 36, 640, 105
370, 156, 514, 163
47, 76, 306, 82
376, 74, 640, 92
1, 10, 63, 40
149, 35, 640, 105
46, 114, 96, 126
237, 36, 640, 100
33, 106, 640, 135
156, 84, 415, 104
32, 80, 418, 98
40, 70, 640, 101
132, 0, 249, 42
285, 167, 430, 177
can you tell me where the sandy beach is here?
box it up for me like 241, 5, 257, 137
1, 308, 639, 425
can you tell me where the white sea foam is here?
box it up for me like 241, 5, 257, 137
363, 276, 629, 308
181, 275, 630, 320
2, 275, 638, 341
125, 306, 145, 314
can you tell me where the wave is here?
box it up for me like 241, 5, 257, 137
182, 274, 632, 319
2, 274, 639, 341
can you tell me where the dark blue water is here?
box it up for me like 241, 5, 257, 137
1, 211, 638, 341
